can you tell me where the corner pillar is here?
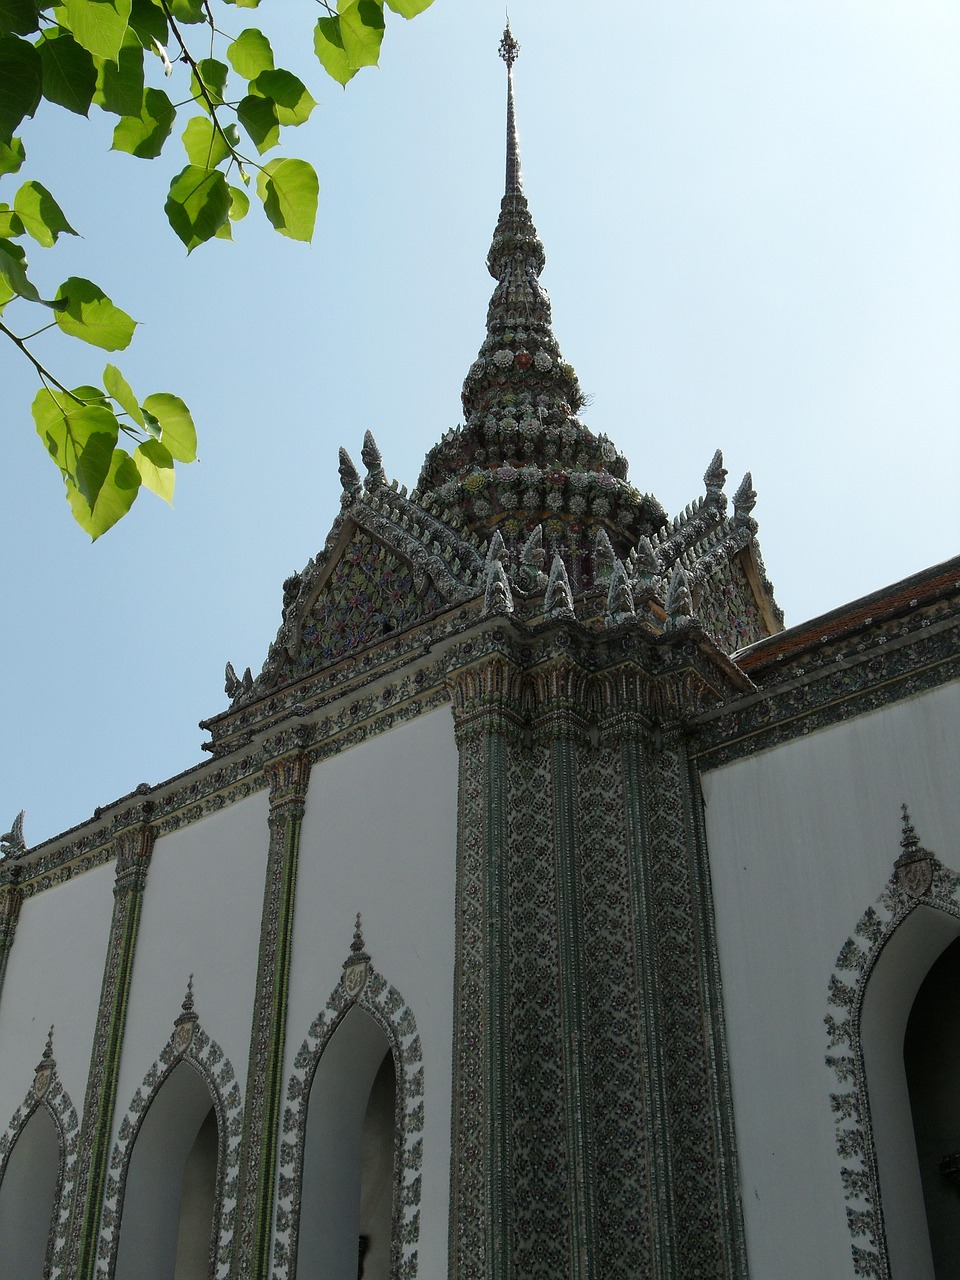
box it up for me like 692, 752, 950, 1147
69, 819, 155, 1280
0, 872, 23, 1004
232, 749, 311, 1280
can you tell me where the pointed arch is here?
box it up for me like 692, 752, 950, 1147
95, 1002, 243, 1280
825, 821, 960, 1279
0, 1043, 79, 1280
272, 966, 424, 1280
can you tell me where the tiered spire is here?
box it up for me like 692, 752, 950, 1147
418, 26, 666, 585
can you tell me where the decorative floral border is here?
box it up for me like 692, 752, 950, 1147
0, 1055, 79, 1280
272, 966, 424, 1280
95, 1009, 243, 1280
825, 828, 960, 1278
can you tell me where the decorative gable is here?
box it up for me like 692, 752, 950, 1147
275, 528, 446, 686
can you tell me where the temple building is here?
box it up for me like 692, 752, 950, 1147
0, 26, 958, 1280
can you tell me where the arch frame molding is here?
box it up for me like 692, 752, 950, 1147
273, 966, 424, 1280
0, 1056, 80, 1280
826, 845, 960, 1279
94, 1009, 243, 1280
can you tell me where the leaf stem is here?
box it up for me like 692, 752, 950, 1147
158, 0, 240, 163
0, 320, 84, 404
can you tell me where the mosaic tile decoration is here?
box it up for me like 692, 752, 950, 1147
825, 810, 960, 1279
95, 1006, 243, 1280
273, 965, 423, 1280
0, 1047, 79, 1280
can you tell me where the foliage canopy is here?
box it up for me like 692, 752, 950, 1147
0, 0, 433, 537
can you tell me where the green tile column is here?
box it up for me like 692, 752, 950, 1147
533, 662, 598, 1280
614, 712, 678, 1278
69, 820, 154, 1280
0, 870, 23, 1006
448, 656, 520, 1280
232, 750, 311, 1280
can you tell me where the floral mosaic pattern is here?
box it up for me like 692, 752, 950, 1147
0, 1060, 79, 1280
95, 1015, 243, 1280
826, 841, 960, 1279
697, 554, 767, 654
506, 744, 570, 1275
273, 966, 423, 1280
280, 532, 445, 682
578, 747, 654, 1274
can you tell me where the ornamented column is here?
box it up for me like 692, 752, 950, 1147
641, 719, 747, 1278
596, 685, 678, 1278
531, 659, 598, 1280
448, 655, 522, 1280
69, 818, 154, 1280
232, 750, 311, 1280
0, 865, 23, 1005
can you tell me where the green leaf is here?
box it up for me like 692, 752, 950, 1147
236, 92, 278, 154
222, 0, 260, 7
37, 29, 97, 114
128, 0, 166, 47
249, 69, 314, 126
14, 180, 78, 247
61, 0, 133, 64
0, 35, 42, 141
111, 85, 173, 157
103, 361, 144, 427
94, 42, 144, 115
227, 27, 273, 79
68, 446, 142, 537
142, 391, 196, 462
55, 277, 137, 350
0, 205, 23, 237
227, 183, 249, 220
383, 0, 433, 15
0, 236, 40, 299
169, 0, 203, 22
181, 114, 237, 169
0, 273, 14, 311
190, 57, 227, 113
338, 0, 385, 70
165, 164, 230, 251
33, 386, 120, 509
313, 17, 357, 87
0, 0, 39, 36
133, 437, 174, 501
256, 156, 318, 243
0, 135, 24, 175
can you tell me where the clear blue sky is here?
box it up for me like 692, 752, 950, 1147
2, 1, 957, 844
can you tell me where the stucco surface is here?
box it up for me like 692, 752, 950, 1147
288, 706, 459, 1278
114, 788, 270, 1119
0, 859, 115, 1122
702, 682, 960, 1276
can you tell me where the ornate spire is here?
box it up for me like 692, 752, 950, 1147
417, 27, 666, 586
500, 23, 522, 196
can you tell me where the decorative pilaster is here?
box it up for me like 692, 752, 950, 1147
69, 819, 154, 1280
642, 724, 747, 1277
604, 705, 678, 1277
532, 662, 598, 1280
448, 656, 522, 1280
0, 869, 23, 1005
232, 750, 311, 1280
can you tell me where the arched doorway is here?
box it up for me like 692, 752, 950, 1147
114, 1061, 221, 1280
0, 1104, 60, 1279
298, 1005, 396, 1279
904, 936, 960, 1276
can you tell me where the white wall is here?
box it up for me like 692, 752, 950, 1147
287, 706, 459, 1278
701, 682, 960, 1277
0, 859, 115, 1124
115, 789, 269, 1119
